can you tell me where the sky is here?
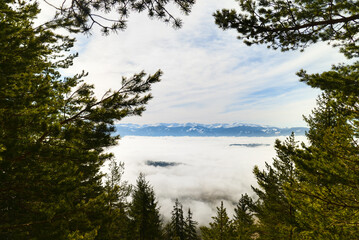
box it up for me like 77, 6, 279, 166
36, 1, 345, 225
42, 0, 348, 127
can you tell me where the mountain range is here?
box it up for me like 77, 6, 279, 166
115, 123, 307, 137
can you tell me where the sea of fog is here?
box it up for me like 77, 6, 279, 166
107, 136, 307, 225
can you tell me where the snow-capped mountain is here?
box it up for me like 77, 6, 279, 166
115, 123, 307, 137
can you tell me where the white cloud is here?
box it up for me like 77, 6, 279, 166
40, 0, 348, 127
59, 0, 348, 127
110, 136, 308, 225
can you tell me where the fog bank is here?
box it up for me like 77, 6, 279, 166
109, 136, 307, 225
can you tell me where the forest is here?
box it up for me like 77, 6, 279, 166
0, 0, 358, 239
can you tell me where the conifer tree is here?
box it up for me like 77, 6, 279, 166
214, 0, 359, 108
94, 160, 132, 240
251, 134, 299, 240
1, 0, 197, 239
129, 173, 163, 240
233, 194, 255, 240
0, 1, 160, 238
43, 0, 196, 33
214, 0, 359, 58
184, 208, 199, 240
214, 0, 359, 238
286, 91, 359, 239
168, 199, 186, 240
200, 201, 236, 240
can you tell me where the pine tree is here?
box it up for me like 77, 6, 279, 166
233, 194, 255, 240
200, 201, 236, 240
184, 208, 199, 240
286, 91, 359, 239
94, 160, 132, 240
251, 134, 299, 240
42, 0, 196, 33
168, 199, 186, 240
214, 0, 359, 58
1, 0, 198, 239
129, 173, 163, 240
214, 1, 359, 238
214, 0, 359, 99
0, 1, 160, 238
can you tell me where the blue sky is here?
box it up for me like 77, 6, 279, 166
48, 0, 348, 127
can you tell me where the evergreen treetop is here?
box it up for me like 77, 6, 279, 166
169, 199, 186, 240
185, 208, 199, 240
233, 194, 255, 240
129, 173, 163, 240
200, 201, 236, 240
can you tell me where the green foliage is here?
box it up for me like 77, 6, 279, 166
168, 199, 186, 240
129, 173, 163, 240
43, 0, 196, 33
200, 201, 236, 240
215, 0, 359, 238
67, 228, 99, 240
214, 0, 359, 58
286, 89, 359, 239
0, 1, 160, 239
185, 208, 199, 240
250, 134, 299, 240
166, 200, 199, 240
94, 160, 132, 240
298, 62, 359, 96
5, 0, 359, 239
232, 194, 255, 240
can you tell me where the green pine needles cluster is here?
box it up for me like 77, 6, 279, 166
1, 0, 359, 239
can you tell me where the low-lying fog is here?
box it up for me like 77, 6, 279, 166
108, 136, 307, 225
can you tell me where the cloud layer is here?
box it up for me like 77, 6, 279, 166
109, 136, 308, 225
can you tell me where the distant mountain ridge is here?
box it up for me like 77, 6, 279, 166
115, 123, 308, 137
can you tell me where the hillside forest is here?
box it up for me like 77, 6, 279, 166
1, 0, 358, 239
